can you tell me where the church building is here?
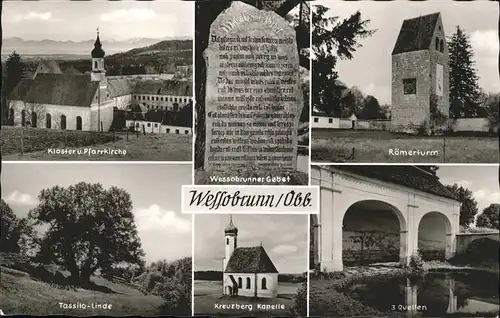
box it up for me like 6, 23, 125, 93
8, 29, 193, 132
222, 216, 279, 298
391, 12, 450, 131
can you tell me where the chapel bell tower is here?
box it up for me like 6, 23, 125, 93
91, 27, 106, 82
223, 215, 238, 271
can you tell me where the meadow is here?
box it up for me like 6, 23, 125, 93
193, 280, 299, 317
311, 129, 498, 163
1, 126, 192, 161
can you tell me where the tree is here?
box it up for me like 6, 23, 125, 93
448, 26, 482, 118
476, 204, 500, 229
360, 95, 383, 120
312, 6, 375, 116
0, 199, 34, 254
28, 182, 145, 285
3, 51, 24, 125
445, 184, 479, 228
485, 92, 500, 133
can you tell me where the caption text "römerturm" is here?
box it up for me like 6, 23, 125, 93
181, 186, 319, 214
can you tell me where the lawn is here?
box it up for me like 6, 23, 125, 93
0, 266, 164, 316
193, 280, 298, 317
311, 129, 498, 163
1, 126, 192, 161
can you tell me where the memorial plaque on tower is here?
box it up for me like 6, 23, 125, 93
203, 1, 302, 171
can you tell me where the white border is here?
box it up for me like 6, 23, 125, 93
307, 3, 313, 316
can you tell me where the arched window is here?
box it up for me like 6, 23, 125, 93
94, 61, 98, 69
435, 38, 439, 50
21, 110, 26, 126
46, 114, 51, 129
238, 277, 242, 288
261, 277, 267, 290
246, 277, 251, 289
439, 39, 444, 53
226, 238, 229, 245
60, 115, 66, 130
76, 116, 82, 130
31, 112, 37, 128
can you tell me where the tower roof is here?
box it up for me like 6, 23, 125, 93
392, 12, 441, 55
91, 28, 105, 58
224, 215, 238, 235
224, 246, 279, 273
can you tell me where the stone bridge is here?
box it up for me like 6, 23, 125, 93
455, 232, 500, 255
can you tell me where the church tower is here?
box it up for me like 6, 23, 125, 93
91, 28, 106, 82
390, 12, 449, 131
223, 215, 238, 271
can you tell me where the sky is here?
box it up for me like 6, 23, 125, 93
437, 165, 500, 221
2, 1, 194, 41
1, 163, 193, 264
315, 0, 500, 104
194, 214, 308, 274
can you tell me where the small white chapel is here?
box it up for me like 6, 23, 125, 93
222, 215, 279, 298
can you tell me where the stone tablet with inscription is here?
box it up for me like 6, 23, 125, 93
204, 1, 302, 171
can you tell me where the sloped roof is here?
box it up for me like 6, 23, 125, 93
134, 79, 193, 96
331, 166, 458, 200
225, 246, 279, 274
8, 73, 98, 107
162, 111, 191, 127
63, 67, 82, 75
107, 78, 135, 98
36, 59, 62, 75
392, 13, 440, 55
145, 110, 164, 123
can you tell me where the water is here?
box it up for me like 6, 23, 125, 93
345, 272, 499, 317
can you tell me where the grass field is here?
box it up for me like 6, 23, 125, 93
193, 280, 298, 317
311, 129, 498, 163
0, 266, 164, 316
1, 126, 192, 161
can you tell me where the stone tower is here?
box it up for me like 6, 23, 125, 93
391, 12, 449, 131
223, 215, 238, 271
91, 28, 106, 82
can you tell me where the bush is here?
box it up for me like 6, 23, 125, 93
291, 281, 307, 317
408, 250, 424, 274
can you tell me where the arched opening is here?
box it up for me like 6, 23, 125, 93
60, 115, 66, 130
435, 37, 439, 50
94, 61, 98, 69
226, 238, 229, 245
465, 238, 499, 263
9, 108, 14, 124
418, 212, 452, 261
76, 116, 82, 130
261, 277, 267, 290
46, 113, 52, 128
31, 112, 37, 127
342, 200, 406, 265
246, 277, 251, 289
310, 214, 320, 271
238, 277, 242, 288
21, 110, 26, 126
440, 39, 445, 53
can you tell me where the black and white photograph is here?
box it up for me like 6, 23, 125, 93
194, 0, 310, 185
193, 214, 307, 317
0, 163, 192, 316
310, 1, 499, 163
1, 1, 194, 161
309, 164, 499, 317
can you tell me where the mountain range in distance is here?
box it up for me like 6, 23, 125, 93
1, 36, 193, 56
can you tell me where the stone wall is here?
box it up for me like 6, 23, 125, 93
453, 118, 490, 132
455, 232, 500, 255
343, 208, 400, 264
391, 51, 432, 129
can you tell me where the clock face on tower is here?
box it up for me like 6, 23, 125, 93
436, 63, 444, 96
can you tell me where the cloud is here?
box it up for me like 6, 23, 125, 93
271, 244, 298, 255
134, 205, 191, 233
474, 188, 500, 206
470, 29, 499, 56
9, 12, 54, 22
100, 8, 156, 22
4, 191, 38, 206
